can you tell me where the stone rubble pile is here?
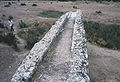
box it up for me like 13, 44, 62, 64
11, 12, 70, 82
66, 11, 90, 82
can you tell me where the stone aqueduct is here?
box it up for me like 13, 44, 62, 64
11, 11, 89, 82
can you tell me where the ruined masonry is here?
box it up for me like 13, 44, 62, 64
11, 11, 90, 82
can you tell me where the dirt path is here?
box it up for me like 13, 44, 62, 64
31, 18, 74, 82
88, 42, 120, 82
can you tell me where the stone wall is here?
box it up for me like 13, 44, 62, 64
11, 12, 70, 82
66, 11, 90, 82
11, 11, 89, 82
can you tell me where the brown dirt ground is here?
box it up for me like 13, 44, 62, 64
0, 1, 120, 82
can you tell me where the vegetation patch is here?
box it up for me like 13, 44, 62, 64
2, 14, 6, 17
19, 20, 28, 28
20, 3, 26, 6
84, 21, 120, 50
38, 10, 64, 18
4, 4, 10, 7
0, 23, 18, 50
32, 4, 37, 6
73, 5, 78, 9
18, 22, 52, 49
96, 11, 102, 14
8, 2, 11, 5
8, 15, 14, 20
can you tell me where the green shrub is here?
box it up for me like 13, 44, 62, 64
34, 21, 39, 27
38, 10, 64, 18
2, 14, 6, 17
73, 6, 77, 9
4, 5, 10, 7
96, 11, 102, 14
84, 21, 120, 50
8, 15, 13, 20
19, 20, 28, 28
32, 4, 37, 6
8, 2, 11, 5
20, 3, 26, 6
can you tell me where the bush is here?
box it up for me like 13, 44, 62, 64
19, 20, 28, 28
32, 4, 37, 6
84, 21, 120, 50
34, 21, 39, 27
2, 14, 6, 17
4, 5, 10, 7
8, 2, 11, 5
96, 11, 102, 14
73, 6, 77, 9
8, 15, 13, 20
38, 10, 64, 18
20, 3, 26, 6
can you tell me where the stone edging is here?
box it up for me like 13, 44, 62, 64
11, 12, 70, 82
66, 11, 90, 82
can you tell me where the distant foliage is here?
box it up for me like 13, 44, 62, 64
19, 20, 28, 28
34, 21, 39, 27
2, 14, 6, 17
8, 2, 11, 5
38, 10, 64, 18
8, 15, 13, 20
4, 4, 10, 7
84, 21, 120, 50
20, 3, 26, 6
32, 4, 37, 6
73, 5, 78, 9
96, 11, 102, 14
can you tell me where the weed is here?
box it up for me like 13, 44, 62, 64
34, 21, 39, 27
73, 5, 77, 9
4, 5, 10, 7
2, 14, 6, 17
8, 16, 13, 20
8, 2, 11, 5
96, 11, 102, 14
32, 4, 37, 6
19, 20, 28, 28
20, 3, 26, 6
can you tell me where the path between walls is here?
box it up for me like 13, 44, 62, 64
31, 17, 74, 82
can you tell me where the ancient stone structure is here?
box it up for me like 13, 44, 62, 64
11, 11, 89, 82
66, 11, 89, 82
